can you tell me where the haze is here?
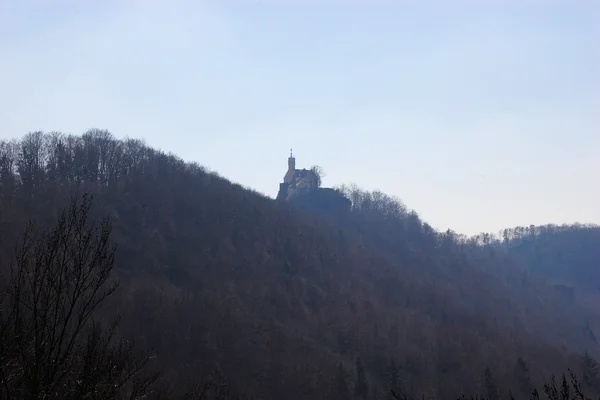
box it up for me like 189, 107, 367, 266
1, 0, 598, 235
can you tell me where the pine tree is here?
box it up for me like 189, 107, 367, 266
355, 356, 369, 400
483, 367, 499, 400
582, 351, 599, 389
335, 362, 351, 400
513, 357, 533, 396
389, 356, 405, 400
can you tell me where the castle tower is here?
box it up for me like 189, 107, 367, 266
284, 149, 296, 184
288, 149, 295, 170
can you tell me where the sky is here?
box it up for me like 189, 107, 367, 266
1, 0, 598, 235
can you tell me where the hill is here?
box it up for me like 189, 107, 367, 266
490, 225, 600, 356
497, 224, 600, 293
1, 130, 599, 399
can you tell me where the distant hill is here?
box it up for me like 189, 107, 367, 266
491, 224, 600, 356
498, 224, 600, 292
1, 130, 598, 399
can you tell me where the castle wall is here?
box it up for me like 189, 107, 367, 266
296, 175, 316, 189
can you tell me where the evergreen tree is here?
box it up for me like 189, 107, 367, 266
483, 367, 499, 400
513, 357, 533, 396
334, 362, 351, 400
582, 351, 599, 389
389, 356, 404, 399
355, 356, 369, 400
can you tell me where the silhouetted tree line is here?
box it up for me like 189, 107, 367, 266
1, 130, 599, 399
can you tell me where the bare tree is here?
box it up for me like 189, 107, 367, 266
310, 165, 326, 188
0, 194, 158, 399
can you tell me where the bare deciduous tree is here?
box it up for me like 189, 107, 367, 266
310, 165, 325, 188
0, 194, 158, 399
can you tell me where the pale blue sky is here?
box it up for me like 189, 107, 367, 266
1, 0, 598, 235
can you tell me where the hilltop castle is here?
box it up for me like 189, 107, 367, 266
276, 150, 320, 201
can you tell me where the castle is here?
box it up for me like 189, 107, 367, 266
276, 150, 320, 201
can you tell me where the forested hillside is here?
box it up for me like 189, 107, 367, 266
490, 224, 600, 358
1, 130, 599, 399
497, 225, 600, 292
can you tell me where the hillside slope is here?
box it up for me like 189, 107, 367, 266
499, 224, 600, 292
494, 225, 600, 355
292, 186, 597, 353
0, 130, 597, 399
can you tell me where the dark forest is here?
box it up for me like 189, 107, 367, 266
1, 130, 599, 399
